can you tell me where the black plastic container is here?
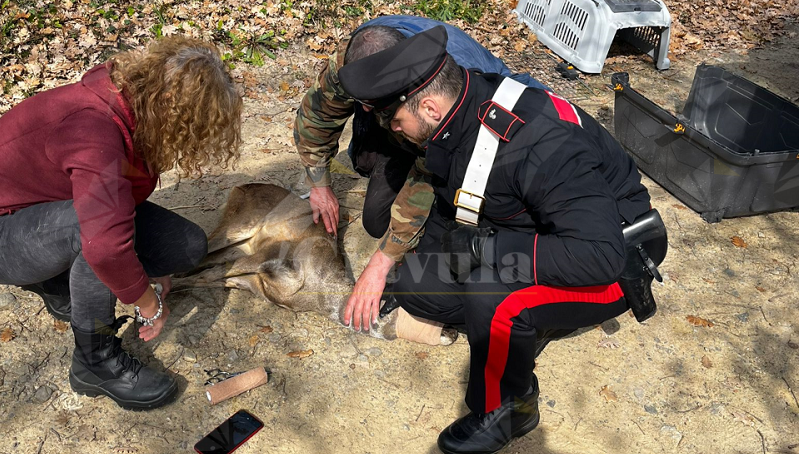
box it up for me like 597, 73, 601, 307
612, 65, 799, 222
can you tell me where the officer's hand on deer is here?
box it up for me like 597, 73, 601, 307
309, 186, 340, 237
441, 225, 497, 283
344, 250, 395, 331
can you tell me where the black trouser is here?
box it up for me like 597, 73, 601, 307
391, 213, 628, 414
349, 108, 417, 238
0, 200, 207, 331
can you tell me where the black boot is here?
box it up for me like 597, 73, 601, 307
438, 376, 540, 454
69, 316, 178, 410
20, 271, 72, 321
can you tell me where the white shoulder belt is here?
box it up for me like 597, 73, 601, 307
455, 78, 527, 226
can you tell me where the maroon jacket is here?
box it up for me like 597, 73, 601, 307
0, 64, 158, 304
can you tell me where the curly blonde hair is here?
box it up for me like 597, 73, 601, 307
109, 36, 242, 176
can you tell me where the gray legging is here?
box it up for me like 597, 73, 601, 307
0, 200, 207, 331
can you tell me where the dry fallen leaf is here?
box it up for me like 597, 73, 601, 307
755, 286, 766, 293
599, 385, 618, 402
701, 355, 713, 368
597, 337, 620, 349
287, 349, 314, 359
258, 325, 273, 334
53, 320, 69, 333
731, 411, 755, 427
684, 32, 703, 48
55, 411, 71, 427
702, 278, 716, 284
279, 81, 290, 92
248, 335, 260, 347
686, 315, 714, 327
731, 236, 747, 248
672, 204, 687, 210
0, 328, 15, 342
415, 351, 429, 360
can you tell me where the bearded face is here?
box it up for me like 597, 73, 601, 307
388, 107, 434, 147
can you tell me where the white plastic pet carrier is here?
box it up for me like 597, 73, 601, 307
515, 0, 671, 73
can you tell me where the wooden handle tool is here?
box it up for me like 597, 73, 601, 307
205, 367, 269, 405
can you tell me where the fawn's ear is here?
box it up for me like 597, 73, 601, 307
257, 259, 305, 296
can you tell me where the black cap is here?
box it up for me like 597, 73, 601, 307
339, 25, 448, 110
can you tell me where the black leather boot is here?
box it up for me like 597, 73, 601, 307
69, 316, 178, 410
20, 271, 72, 322
438, 376, 540, 454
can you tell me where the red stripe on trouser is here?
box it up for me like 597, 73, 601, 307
484, 283, 624, 412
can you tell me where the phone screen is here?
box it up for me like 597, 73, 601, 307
194, 410, 264, 454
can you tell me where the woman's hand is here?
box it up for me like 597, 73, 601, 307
138, 302, 170, 342
151, 276, 172, 300
134, 285, 171, 342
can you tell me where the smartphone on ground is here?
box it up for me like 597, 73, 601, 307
194, 409, 264, 454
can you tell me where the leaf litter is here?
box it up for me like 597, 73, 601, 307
2, 0, 797, 114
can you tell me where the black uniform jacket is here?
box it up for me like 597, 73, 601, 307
424, 69, 651, 288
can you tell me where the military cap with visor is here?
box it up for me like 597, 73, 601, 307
339, 25, 449, 123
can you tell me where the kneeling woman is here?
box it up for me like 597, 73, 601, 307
0, 37, 242, 410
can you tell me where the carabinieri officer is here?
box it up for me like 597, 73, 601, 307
338, 26, 666, 454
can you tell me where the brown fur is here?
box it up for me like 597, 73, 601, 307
175, 183, 401, 340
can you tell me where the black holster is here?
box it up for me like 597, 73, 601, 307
619, 209, 668, 323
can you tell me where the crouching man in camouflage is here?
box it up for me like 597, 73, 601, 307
294, 15, 547, 244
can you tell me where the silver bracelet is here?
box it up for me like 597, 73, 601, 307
135, 284, 163, 327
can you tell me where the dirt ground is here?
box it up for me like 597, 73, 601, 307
1, 19, 798, 454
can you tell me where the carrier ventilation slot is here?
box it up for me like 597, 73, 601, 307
523, 0, 552, 28
552, 1, 588, 51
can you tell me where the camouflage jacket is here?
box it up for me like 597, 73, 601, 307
294, 38, 434, 261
